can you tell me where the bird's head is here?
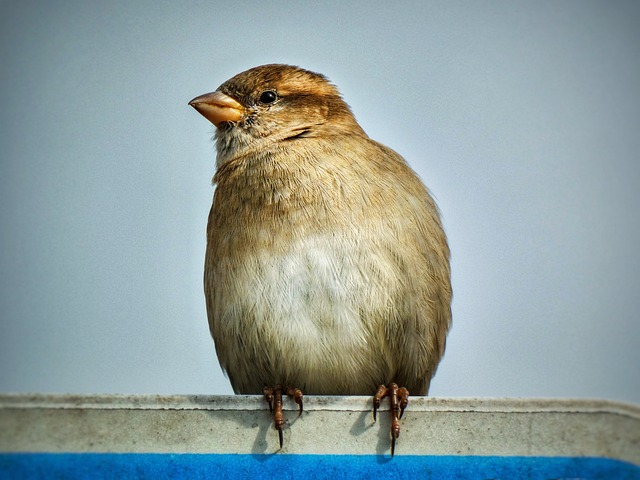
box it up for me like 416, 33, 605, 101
189, 64, 365, 164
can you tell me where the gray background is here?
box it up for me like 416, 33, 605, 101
1, 1, 638, 403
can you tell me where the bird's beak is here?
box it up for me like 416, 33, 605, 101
188, 91, 244, 127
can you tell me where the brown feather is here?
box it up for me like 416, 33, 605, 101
198, 64, 451, 395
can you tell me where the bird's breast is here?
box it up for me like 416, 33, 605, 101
204, 145, 443, 394
206, 223, 399, 394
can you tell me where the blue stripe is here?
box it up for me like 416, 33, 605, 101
1, 453, 639, 479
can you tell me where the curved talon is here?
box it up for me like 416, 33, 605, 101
371, 383, 410, 456
391, 430, 398, 457
263, 384, 305, 449
263, 386, 274, 412
287, 386, 304, 415
398, 387, 409, 419
272, 385, 285, 447
373, 384, 387, 421
277, 424, 284, 448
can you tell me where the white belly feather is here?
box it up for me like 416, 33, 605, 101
211, 230, 397, 394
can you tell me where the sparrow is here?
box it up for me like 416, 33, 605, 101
189, 64, 452, 455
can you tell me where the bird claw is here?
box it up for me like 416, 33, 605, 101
391, 430, 397, 457
372, 384, 387, 421
263, 386, 274, 412
263, 384, 304, 448
287, 385, 304, 415
372, 383, 409, 456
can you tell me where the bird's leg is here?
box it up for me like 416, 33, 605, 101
263, 384, 304, 448
372, 383, 410, 456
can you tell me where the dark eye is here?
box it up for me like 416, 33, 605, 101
259, 90, 278, 104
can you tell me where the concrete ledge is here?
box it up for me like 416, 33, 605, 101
1, 394, 639, 465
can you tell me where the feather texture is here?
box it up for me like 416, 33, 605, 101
194, 64, 451, 396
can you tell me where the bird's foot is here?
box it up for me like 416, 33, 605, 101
263, 384, 304, 448
373, 383, 409, 456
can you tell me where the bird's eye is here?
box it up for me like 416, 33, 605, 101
259, 90, 278, 104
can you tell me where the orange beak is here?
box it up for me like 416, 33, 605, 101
189, 91, 244, 127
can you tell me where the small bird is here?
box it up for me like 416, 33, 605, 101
189, 64, 452, 455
